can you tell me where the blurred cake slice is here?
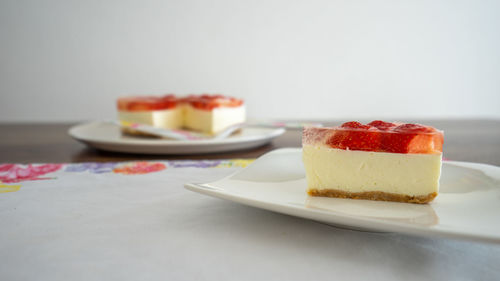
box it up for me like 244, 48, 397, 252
117, 95, 182, 130
183, 94, 245, 134
117, 94, 245, 135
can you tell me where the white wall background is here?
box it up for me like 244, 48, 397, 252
1, 0, 499, 122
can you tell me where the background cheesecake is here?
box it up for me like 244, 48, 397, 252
183, 95, 245, 134
117, 94, 245, 135
117, 95, 182, 130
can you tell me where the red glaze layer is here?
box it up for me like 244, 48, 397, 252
117, 95, 178, 111
117, 94, 244, 111
183, 94, 244, 110
303, 120, 443, 154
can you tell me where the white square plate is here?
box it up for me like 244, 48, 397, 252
185, 148, 500, 243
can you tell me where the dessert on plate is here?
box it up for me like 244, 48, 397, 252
117, 95, 182, 130
116, 94, 245, 135
302, 121, 444, 204
183, 94, 245, 134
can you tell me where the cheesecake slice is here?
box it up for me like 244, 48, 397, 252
117, 94, 245, 135
183, 94, 245, 134
302, 121, 444, 204
117, 95, 182, 130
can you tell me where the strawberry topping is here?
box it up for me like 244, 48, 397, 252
367, 120, 396, 131
379, 132, 416, 153
325, 121, 443, 154
184, 94, 244, 110
117, 95, 178, 111
117, 94, 244, 111
340, 121, 371, 130
393, 123, 435, 134
327, 130, 380, 151
327, 121, 380, 151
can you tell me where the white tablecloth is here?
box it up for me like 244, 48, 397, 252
0, 160, 499, 281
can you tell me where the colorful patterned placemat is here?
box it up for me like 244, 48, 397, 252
0, 159, 255, 193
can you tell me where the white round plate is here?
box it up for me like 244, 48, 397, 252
68, 121, 285, 155
185, 148, 500, 243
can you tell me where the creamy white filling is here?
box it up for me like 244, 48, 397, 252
117, 108, 183, 129
184, 105, 246, 134
302, 144, 442, 196
118, 105, 246, 134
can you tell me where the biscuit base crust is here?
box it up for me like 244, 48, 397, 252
120, 127, 160, 138
308, 189, 437, 204
121, 126, 242, 137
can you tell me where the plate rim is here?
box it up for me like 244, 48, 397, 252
69, 121, 286, 146
185, 148, 500, 244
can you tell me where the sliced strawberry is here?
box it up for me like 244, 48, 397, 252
379, 132, 415, 153
433, 133, 444, 153
407, 132, 443, 153
367, 120, 396, 131
117, 98, 129, 111
340, 121, 371, 130
127, 101, 154, 111
117, 95, 178, 111
381, 123, 440, 153
187, 94, 243, 110
326, 121, 443, 154
393, 123, 435, 134
327, 123, 380, 151
326, 130, 349, 149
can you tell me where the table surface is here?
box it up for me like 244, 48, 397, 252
1, 120, 500, 281
2, 119, 500, 165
